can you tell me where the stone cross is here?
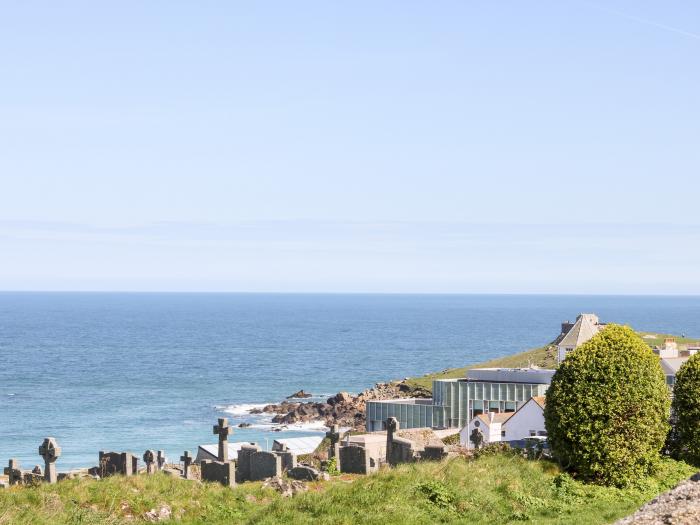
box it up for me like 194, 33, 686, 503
157, 450, 166, 470
213, 418, 231, 461
38, 437, 61, 484
325, 424, 340, 459
470, 428, 484, 450
180, 451, 193, 479
143, 450, 157, 474
386, 417, 399, 465
4, 458, 23, 486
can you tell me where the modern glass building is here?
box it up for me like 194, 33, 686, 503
366, 368, 553, 432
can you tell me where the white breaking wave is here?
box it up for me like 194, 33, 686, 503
216, 403, 270, 417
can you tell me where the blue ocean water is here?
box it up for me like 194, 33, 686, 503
2, 292, 700, 470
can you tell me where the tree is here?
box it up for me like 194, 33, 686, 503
544, 325, 670, 487
670, 353, 700, 466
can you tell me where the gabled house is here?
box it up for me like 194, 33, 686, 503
460, 412, 513, 449
556, 313, 605, 363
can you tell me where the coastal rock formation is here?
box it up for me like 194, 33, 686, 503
615, 473, 700, 524
260, 381, 429, 430
286, 390, 313, 399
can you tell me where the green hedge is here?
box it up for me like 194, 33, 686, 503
670, 353, 700, 466
544, 325, 670, 487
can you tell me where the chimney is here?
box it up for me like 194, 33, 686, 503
489, 412, 495, 424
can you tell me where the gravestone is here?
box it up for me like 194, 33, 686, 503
157, 450, 166, 471
200, 460, 235, 487
469, 428, 484, 450
143, 450, 157, 474
385, 417, 399, 465
99, 451, 137, 477
339, 444, 377, 475
236, 443, 261, 482
421, 443, 447, 461
4, 459, 23, 486
213, 418, 231, 461
38, 437, 61, 484
274, 444, 296, 472
287, 465, 326, 481
180, 451, 193, 479
250, 451, 282, 481
325, 424, 340, 461
388, 436, 416, 466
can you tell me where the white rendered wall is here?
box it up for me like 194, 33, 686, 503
504, 401, 545, 442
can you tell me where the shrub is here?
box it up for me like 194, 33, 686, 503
544, 325, 670, 487
670, 353, 700, 466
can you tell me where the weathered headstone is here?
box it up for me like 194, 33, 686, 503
274, 444, 297, 472
38, 437, 61, 484
385, 417, 399, 465
388, 436, 416, 466
339, 444, 377, 474
287, 465, 326, 481
421, 443, 447, 461
143, 450, 157, 474
250, 451, 282, 481
157, 450, 166, 471
201, 460, 235, 487
4, 459, 23, 486
180, 451, 193, 479
213, 418, 231, 461
99, 451, 137, 477
236, 443, 261, 482
325, 424, 340, 459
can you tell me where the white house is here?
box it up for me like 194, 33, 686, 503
556, 313, 604, 363
460, 396, 547, 449
460, 412, 513, 449
503, 396, 547, 443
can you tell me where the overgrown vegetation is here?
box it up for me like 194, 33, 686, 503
544, 325, 670, 487
670, 353, 700, 466
0, 454, 693, 524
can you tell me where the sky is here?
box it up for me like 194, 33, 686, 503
1, 0, 699, 293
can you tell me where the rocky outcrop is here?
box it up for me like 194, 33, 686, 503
258, 380, 430, 431
286, 390, 313, 399
615, 473, 700, 524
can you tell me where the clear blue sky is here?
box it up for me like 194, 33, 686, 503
1, 1, 699, 293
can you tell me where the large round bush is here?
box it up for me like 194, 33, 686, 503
671, 353, 700, 466
544, 325, 670, 486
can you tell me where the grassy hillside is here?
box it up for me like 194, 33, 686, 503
403, 344, 556, 391
403, 329, 699, 394
0, 455, 693, 524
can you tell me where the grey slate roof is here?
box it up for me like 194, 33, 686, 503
558, 313, 601, 348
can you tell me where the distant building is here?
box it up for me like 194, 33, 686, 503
502, 396, 547, 444
460, 412, 512, 449
366, 367, 553, 432
556, 313, 605, 363
460, 395, 547, 449
654, 338, 693, 388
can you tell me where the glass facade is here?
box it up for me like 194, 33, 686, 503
366, 378, 549, 430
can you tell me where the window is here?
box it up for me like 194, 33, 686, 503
529, 430, 536, 437
537, 431, 547, 437
501, 430, 506, 437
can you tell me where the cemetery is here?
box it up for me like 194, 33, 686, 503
1, 415, 451, 492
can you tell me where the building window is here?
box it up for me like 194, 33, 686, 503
529, 430, 536, 437
501, 430, 506, 437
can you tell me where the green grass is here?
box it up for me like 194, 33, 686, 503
403, 344, 556, 392
0, 455, 693, 524
636, 332, 700, 348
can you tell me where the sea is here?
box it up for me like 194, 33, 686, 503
2, 292, 700, 470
